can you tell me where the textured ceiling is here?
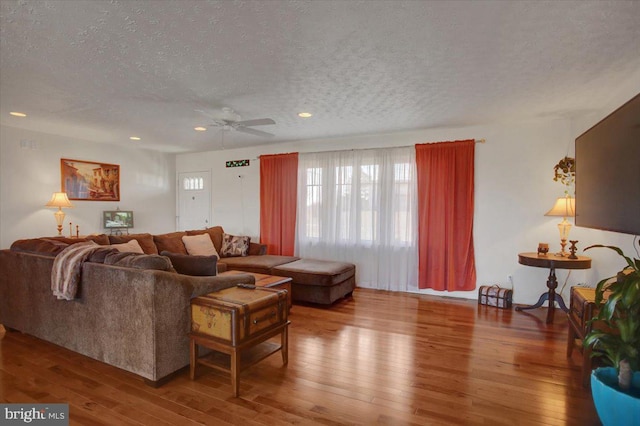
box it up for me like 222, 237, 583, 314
1, 0, 639, 153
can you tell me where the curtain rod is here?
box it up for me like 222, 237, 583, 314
254, 138, 485, 160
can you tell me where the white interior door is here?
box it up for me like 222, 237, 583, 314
178, 171, 211, 231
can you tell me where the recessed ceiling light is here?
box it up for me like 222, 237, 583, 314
129, 136, 141, 141
10, 112, 27, 117
194, 127, 207, 132
298, 112, 312, 118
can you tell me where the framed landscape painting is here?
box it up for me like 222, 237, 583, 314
61, 158, 120, 201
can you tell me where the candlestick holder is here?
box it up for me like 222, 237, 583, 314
568, 240, 579, 259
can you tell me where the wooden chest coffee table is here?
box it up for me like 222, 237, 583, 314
189, 286, 289, 397
219, 270, 293, 310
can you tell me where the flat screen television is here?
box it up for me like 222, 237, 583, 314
575, 93, 640, 235
103, 210, 134, 229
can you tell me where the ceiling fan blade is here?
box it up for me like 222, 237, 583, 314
194, 109, 215, 118
235, 118, 275, 127
235, 126, 274, 137
207, 119, 227, 127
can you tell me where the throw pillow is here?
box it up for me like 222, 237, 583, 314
110, 239, 144, 254
182, 233, 219, 258
104, 252, 173, 271
220, 233, 251, 257
87, 247, 118, 263
186, 226, 224, 253
160, 251, 218, 276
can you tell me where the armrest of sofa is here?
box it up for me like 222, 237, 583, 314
248, 242, 267, 256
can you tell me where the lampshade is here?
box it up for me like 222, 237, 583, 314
45, 192, 74, 208
545, 196, 575, 218
45, 192, 73, 236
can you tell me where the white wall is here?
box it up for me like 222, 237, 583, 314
176, 113, 638, 305
0, 125, 176, 248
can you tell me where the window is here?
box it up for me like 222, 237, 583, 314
296, 147, 418, 291
183, 177, 203, 191
305, 167, 323, 238
297, 149, 416, 246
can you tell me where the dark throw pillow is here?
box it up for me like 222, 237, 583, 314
87, 247, 119, 263
103, 251, 173, 271
160, 251, 218, 276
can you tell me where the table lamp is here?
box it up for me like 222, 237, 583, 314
545, 195, 575, 256
46, 192, 74, 235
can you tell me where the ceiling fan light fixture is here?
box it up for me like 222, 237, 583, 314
194, 126, 207, 132
298, 112, 312, 118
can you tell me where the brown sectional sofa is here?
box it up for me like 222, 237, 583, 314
0, 226, 356, 385
0, 248, 253, 386
104, 226, 356, 304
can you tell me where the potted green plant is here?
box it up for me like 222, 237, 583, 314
583, 243, 640, 425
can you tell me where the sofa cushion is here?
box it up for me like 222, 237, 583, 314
110, 239, 145, 254
272, 259, 356, 287
87, 247, 118, 263
103, 251, 173, 271
48, 235, 110, 245
186, 226, 224, 253
154, 232, 187, 254
108, 233, 158, 254
10, 238, 69, 256
220, 255, 299, 275
85, 234, 111, 245
220, 233, 250, 257
182, 234, 219, 258
248, 242, 268, 256
160, 251, 218, 276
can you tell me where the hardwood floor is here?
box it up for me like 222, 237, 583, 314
1, 288, 599, 425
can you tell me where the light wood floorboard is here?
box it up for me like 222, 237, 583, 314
0, 288, 599, 425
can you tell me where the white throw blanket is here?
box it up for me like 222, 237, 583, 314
51, 241, 100, 300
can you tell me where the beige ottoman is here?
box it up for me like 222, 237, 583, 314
271, 259, 356, 305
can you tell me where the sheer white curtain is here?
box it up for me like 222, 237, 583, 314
295, 147, 418, 292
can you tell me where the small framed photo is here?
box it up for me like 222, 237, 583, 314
103, 210, 134, 229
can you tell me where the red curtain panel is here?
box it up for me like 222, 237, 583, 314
260, 153, 298, 255
415, 140, 476, 291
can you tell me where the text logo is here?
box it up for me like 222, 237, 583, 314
1, 404, 68, 425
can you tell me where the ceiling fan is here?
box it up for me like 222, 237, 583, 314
196, 107, 276, 137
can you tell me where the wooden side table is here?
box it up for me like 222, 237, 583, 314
190, 286, 290, 397
517, 252, 591, 324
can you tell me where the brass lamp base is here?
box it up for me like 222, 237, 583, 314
53, 208, 66, 236
556, 238, 568, 257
